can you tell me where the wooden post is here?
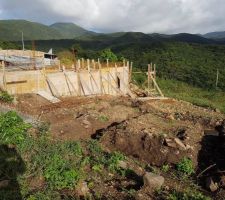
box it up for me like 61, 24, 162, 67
2, 61, 6, 90
148, 64, 150, 96
81, 58, 84, 69
115, 63, 118, 89
87, 59, 90, 71
129, 62, 133, 83
107, 59, 109, 69
216, 69, 219, 88
92, 59, 96, 70
98, 58, 100, 69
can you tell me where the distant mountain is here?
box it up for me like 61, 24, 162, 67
203, 31, 225, 39
169, 33, 215, 44
50, 22, 96, 39
0, 20, 96, 41
0, 20, 62, 41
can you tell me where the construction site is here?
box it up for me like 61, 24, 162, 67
0, 49, 225, 199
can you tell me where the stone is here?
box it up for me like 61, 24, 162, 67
82, 119, 91, 126
118, 160, 128, 169
143, 172, 164, 190
0, 180, 10, 189
206, 177, 218, 192
76, 181, 90, 197
164, 138, 177, 148
174, 138, 186, 150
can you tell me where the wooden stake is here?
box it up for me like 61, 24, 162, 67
107, 59, 109, 69
98, 58, 100, 69
148, 64, 150, 96
129, 62, 133, 83
81, 58, 84, 69
2, 61, 6, 90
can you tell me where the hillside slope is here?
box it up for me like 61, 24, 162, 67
0, 20, 62, 41
50, 22, 96, 39
204, 31, 225, 39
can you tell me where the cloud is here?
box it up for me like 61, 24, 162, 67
0, 0, 224, 33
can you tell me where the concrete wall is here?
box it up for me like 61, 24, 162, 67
0, 66, 129, 97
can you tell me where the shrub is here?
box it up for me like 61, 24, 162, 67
100, 48, 118, 62
43, 154, 81, 190
0, 111, 31, 145
98, 115, 109, 122
176, 157, 194, 176
167, 190, 211, 200
0, 91, 14, 102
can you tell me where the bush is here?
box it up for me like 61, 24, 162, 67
100, 48, 118, 62
43, 154, 81, 190
0, 91, 14, 103
176, 157, 194, 176
0, 111, 31, 145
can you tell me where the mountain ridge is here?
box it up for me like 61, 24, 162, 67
1, 19, 225, 42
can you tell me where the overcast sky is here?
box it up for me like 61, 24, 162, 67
0, 0, 224, 34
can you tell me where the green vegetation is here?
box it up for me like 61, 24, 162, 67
99, 48, 118, 62
57, 50, 75, 67
98, 115, 109, 122
0, 111, 130, 199
176, 157, 194, 176
0, 111, 31, 145
0, 91, 14, 103
156, 188, 210, 200
167, 190, 210, 200
158, 78, 225, 113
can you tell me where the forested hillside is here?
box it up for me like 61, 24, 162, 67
18, 33, 225, 91
1, 30, 225, 93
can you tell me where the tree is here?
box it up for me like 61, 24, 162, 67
100, 49, 118, 62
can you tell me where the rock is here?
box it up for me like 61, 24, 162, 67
118, 160, 128, 169
76, 181, 90, 197
164, 138, 177, 148
82, 119, 91, 126
143, 172, 164, 190
206, 177, 218, 192
0, 180, 10, 189
174, 138, 186, 150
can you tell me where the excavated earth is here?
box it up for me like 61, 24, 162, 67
2, 94, 225, 199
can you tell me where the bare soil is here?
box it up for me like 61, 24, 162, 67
3, 94, 225, 199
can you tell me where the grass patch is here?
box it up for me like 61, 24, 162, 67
98, 115, 109, 122
176, 157, 194, 177
158, 78, 225, 113
132, 73, 225, 113
0, 112, 129, 199
0, 91, 14, 103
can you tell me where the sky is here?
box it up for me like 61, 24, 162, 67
0, 0, 225, 34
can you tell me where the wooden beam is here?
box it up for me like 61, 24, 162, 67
2, 61, 6, 90
6, 80, 27, 85
148, 64, 150, 96
149, 73, 164, 97
129, 62, 133, 83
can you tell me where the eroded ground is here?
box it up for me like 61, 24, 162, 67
2, 94, 225, 199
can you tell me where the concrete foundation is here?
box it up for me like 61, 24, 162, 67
0, 66, 129, 97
